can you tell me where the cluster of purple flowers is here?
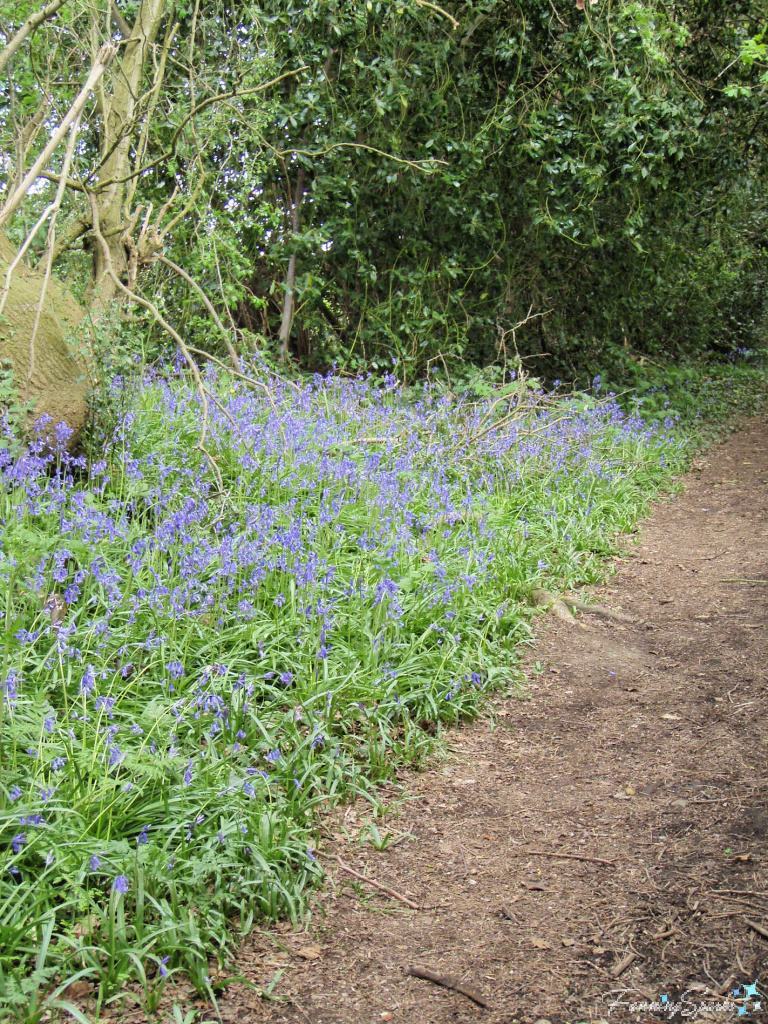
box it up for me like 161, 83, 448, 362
0, 368, 682, 940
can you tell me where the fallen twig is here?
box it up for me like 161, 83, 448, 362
513, 849, 616, 867
560, 594, 639, 624
746, 918, 768, 940
329, 855, 422, 910
531, 588, 588, 629
609, 951, 639, 978
407, 966, 489, 1008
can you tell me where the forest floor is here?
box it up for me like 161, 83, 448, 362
181, 418, 767, 1024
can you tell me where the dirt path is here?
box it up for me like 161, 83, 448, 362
225, 419, 768, 1024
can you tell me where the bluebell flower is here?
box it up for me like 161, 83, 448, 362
19, 815, 44, 826
112, 875, 130, 894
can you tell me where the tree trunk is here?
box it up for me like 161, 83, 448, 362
278, 164, 306, 361
0, 233, 88, 446
91, 0, 167, 306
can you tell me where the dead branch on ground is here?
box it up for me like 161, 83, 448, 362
323, 853, 423, 910
407, 966, 489, 1008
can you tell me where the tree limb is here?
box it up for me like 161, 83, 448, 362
124, 17, 178, 213
159, 255, 242, 371
0, 0, 70, 78
84, 66, 309, 191
110, 0, 132, 38
413, 0, 459, 30
0, 120, 83, 322
278, 164, 306, 361
0, 43, 117, 230
27, 112, 84, 395
281, 141, 446, 172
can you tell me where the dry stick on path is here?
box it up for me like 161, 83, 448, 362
746, 919, 768, 940
512, 849, 617, 868
326, 854, 423, 910
609, 951, 639, 978
407, 966, 489, 1008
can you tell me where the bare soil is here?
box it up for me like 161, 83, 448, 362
144, 419, 768, 1023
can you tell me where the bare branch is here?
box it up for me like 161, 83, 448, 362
26, 112, 84, 395
85, 66, 309, 191
0, 43, 117, 230
0, 0, 70, 78
0, 122, 84, 321
159, 256, 242, 372
110, 0, 132, 39
186, 346, 288, 446
413, 0, 459, 30
281, 142, 447, 172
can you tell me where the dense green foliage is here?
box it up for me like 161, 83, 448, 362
220, 0, 768, 376
1, 0, 767, 381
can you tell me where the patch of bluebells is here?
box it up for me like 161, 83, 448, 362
0, 368, 687, 989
